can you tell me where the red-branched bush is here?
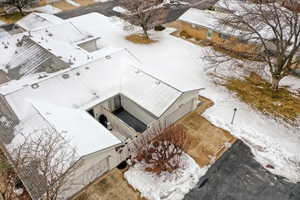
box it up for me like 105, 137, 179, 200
131, 125, 188, 175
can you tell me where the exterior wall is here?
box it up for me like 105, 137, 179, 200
172, 20, 258, 55
120, 95, 157, 125
92, 102, 138, 140
161, 90, 199, 126
78, 38, 99, 53
63, 145, 124, 200
99, 95, 121, 112
211, 31, 257, 54
171, 20, 208, 41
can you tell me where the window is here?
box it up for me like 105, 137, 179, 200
207, 29, 213, 39
219, 33, 229, 40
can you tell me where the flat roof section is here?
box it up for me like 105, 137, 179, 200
113, 107, 147, 133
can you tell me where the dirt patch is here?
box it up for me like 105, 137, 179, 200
126, 34, 157, 44
223, 72, 300, 126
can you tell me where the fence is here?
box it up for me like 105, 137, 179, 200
119, 115, 173, 161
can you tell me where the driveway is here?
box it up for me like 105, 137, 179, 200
55, 0, 119, 19
184, 140, 300, 200
55, 0, 219, 22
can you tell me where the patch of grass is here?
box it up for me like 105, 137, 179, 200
223, 72, 300, 125
125, 34, 157, 44
179, 30, 192, 39
0, 12, 26, 24
75, 192, 89, 200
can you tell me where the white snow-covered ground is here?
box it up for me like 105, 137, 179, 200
30, 5, 62, 14
125, 153, 208, 200
0, 21, 5, 25
73, 14, 300, 182
112, 6, 128, 14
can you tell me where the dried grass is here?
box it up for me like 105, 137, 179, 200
125, 34, 157, 44
0, 12, 25, 24
223, 72, 300, 126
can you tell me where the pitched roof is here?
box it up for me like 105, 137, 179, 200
16, 12, 64, 31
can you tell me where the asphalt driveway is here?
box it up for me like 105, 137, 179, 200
185, 140, 300, 200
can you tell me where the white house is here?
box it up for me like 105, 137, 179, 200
0, 13, 202, 200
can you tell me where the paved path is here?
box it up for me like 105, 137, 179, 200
55, 0, 119, 19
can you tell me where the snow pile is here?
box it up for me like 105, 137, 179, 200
125, 153, 208, 200
65, 0, 81, 7
113, 6, 128, 14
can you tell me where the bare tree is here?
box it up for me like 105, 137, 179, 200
0, 151, 19, 200
1, 128, 78, 200
119, 0, 168, 39
0, 0, 38, 16
130, 124, 188, 175
207, 0, 300, 90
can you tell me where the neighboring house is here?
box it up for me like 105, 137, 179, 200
0, 13, 202, 200
170, 8, 259, 56
0, 12, 100, 81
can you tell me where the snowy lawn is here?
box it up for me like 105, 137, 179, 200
125, 153, 208, 200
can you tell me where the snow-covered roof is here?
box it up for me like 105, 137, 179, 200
31, 100, 121, 156
0, 48, 182, 120
0, 13, 103, 78
179, 8, 244, 37
214, 0, 246, 12
16, 12, 64, 31
179, 8, 273, 40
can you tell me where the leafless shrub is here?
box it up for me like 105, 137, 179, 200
130, 124, 188, 176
